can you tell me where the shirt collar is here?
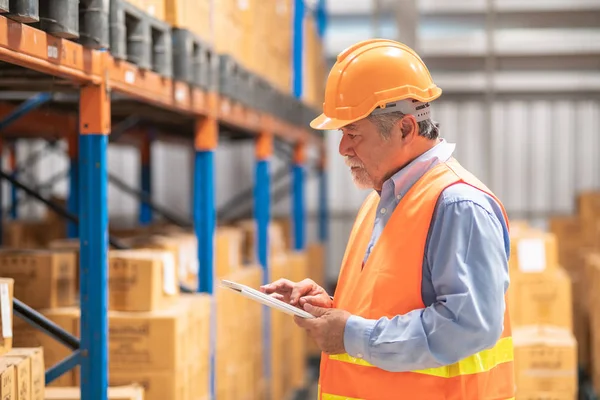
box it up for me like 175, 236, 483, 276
381, 139, 456, 199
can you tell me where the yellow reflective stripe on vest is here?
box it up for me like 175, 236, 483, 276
318, 385, 365, 400
329, 336, 513, 378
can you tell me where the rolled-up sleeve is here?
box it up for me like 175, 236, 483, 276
343, 196, 510, 372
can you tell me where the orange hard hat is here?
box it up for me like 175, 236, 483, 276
310, 39, 442, 131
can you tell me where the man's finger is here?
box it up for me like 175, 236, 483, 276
293, 315, 315, 328
269, 293, 285, 302
299, 295, 330, 308
289, 283, 314, 305
260, 278, 295, 294
304, 303, 328, 317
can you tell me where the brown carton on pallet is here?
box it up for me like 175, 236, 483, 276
508, 268, 573, 331
0, 360, 15, 400
0, 354, 31, 400
508, 230, 558, 274
108, 249, 178, 312
0, 278, 14, 358
0, 251, 76, 309
513, 326, 577, 397
13, 309, 78, 388
5, 348, 44, 400
108, 305, 189, 372
110, 371, 184, 400
215, 227, 243, 279
44, 385, 144, 400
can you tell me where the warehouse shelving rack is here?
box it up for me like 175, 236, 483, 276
0, 0, 329, 399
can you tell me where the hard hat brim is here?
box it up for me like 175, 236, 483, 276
310, 113, 356, 131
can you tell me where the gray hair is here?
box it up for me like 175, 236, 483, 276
367, 111, 440, 140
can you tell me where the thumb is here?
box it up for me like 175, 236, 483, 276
303, 303, 328, 317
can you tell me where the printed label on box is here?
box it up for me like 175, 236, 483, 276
162, 254, 178, 295
517, 238, 547, 273
0, 283, 12, 338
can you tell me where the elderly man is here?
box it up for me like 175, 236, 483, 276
261, 39, 515, 399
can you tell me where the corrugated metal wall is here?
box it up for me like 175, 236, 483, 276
322, 97, 600, 280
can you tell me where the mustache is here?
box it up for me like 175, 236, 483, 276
345, 157, 364, 168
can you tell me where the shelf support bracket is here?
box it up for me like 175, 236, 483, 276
45, 350, 83, 385
0, 92, 52, 131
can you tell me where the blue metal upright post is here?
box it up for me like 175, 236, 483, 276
315, 0, 328, 38
9, 143, 17, 219
293, 0, 305, 98
292, 144, 306, 250
318, 150, 328, 242
79, 80, 110, 400
139, 131, 153, 225
67, 132, 79, 238
193, 117, 217, 399
255, 132, 272, 398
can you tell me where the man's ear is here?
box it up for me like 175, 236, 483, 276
400, 115, 418, 141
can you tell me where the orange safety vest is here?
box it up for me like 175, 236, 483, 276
318, 158, 515, 400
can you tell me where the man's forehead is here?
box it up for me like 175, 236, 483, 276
341, 123, 358, 131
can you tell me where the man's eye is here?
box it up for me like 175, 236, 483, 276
347, 134, 356, 139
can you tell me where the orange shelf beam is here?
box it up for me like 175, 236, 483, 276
0, 15, 321, 146
0, 16, 102, 84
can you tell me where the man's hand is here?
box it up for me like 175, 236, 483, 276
260, 278, 332, 308
294, 303, 351, 355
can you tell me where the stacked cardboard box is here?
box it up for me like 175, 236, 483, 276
105, 249, 210, 400
549, 190, 600, 392
44, 384, 144, 400
306, 243, 325, 358
1, 347, 45, 400
508, 223, 578, 399
269, 255, 293, 400
0, 250, 79, 387
216, 266, 263, 400
287, 252, 308, 391
303, 12, 326, 108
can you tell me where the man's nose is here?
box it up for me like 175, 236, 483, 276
339, 135, 354, 157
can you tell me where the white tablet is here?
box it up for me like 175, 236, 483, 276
220, 279, 315, 319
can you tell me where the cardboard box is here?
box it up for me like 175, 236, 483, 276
0, 251, 76, 309
110, 370, 184, 400
215, 227, 243, 278
165, 0, 211, 41
13, 309, 77, 387
513, 326, 577, 396
5, 348, 44, 400
0, 355, 31, 400
0, 360, 15, 400
108, 250, 179, 312
0, 278, 14, 357
44, 384, 144, 400
508, 268, 572, 330
509, 230, 558, 274
124, 234, 193, 284
108, 305, 189, 372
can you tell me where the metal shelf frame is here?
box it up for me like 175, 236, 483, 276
0, 4, 329, 399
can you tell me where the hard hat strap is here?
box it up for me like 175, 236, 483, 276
370, 99, 431, 123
